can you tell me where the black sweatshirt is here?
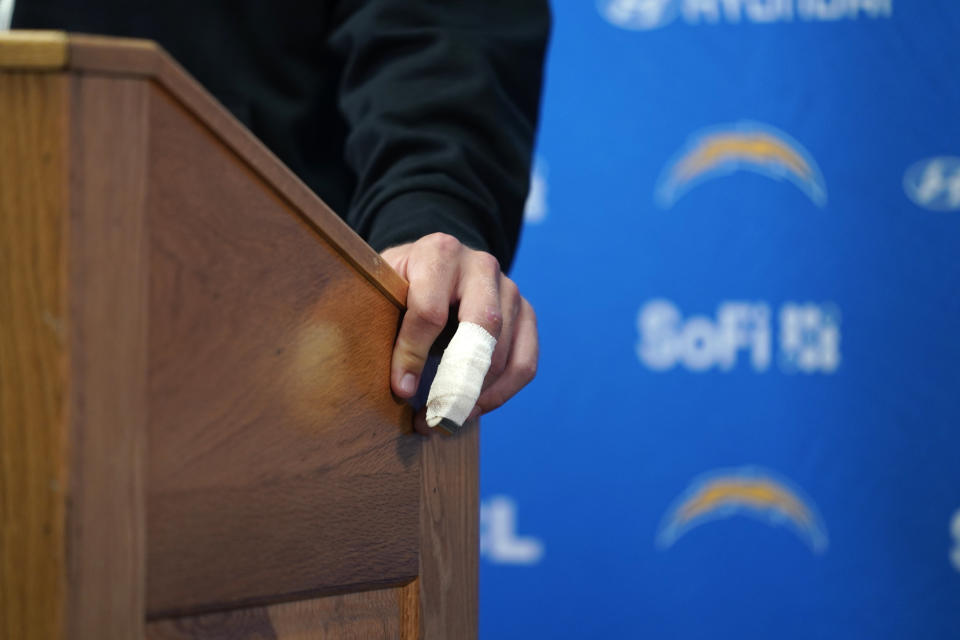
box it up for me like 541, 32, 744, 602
13, 0, 550, 271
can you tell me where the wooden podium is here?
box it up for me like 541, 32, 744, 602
0, 32, 477, 639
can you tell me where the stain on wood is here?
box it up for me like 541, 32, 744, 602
144, 86, 419, 616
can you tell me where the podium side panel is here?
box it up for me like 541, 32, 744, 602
145, 85, 420, 616
67, 74, 150, 639
420, 422, 479, 640
0, 71, 70, 640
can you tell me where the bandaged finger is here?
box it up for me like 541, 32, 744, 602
425, 322, 496, 432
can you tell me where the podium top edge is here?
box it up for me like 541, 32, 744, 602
0, 31, 160, 70
0, 31, 409, 308
0, 30, 70, 68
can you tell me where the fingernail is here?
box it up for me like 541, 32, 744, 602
399, 373, 417, 396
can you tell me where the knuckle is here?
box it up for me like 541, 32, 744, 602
413, 304, 448, 331
397, 347, 427, 369
512, 342, 538, 383
424, 232, 462, 257
474, 251, 501, 276
394, 338, 428, 371
517, 358, 538, 384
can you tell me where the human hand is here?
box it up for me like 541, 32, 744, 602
381, 233, 538, 435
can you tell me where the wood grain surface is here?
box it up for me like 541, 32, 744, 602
0, 32, 406, 308
66, 73, 150, 639
145, 582, 420, 640
0, 31, 68, 68
398, 578, 420, 639
68, 34, 407, 309
0, 71, 69, 640
68, 34, 160, 76
145, 85, 420, 616
3, 37, 481, 638
420, 422, 480, 640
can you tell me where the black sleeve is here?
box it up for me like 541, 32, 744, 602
327, 0, 550, 272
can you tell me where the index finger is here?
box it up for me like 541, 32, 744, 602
390, 241, 461, 398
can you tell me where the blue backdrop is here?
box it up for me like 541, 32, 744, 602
480, 1, 960, 637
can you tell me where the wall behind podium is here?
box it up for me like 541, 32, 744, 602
480, 1, 960, 638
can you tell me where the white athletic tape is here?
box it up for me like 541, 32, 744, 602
426, 322, 496, 429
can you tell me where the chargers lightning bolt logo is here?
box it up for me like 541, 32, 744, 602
656, 122, 828, 208
656, 466, 829, 554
